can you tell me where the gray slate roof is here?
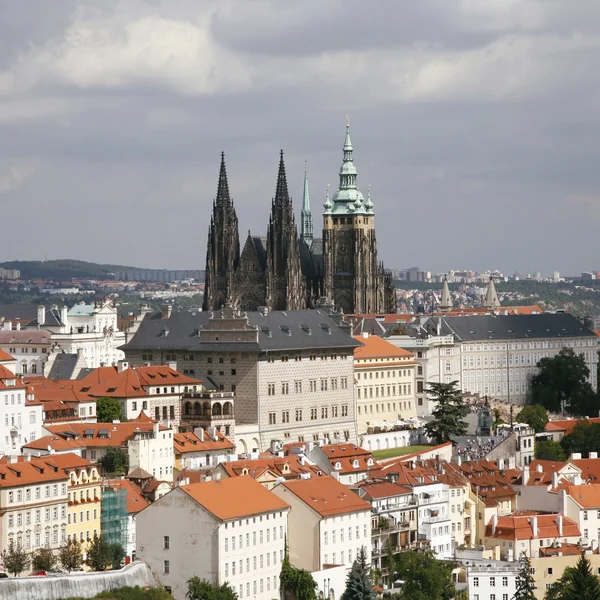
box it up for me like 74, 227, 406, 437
426, 313, 595, 341
47, 353, 79, 380
120, 308, 361, 352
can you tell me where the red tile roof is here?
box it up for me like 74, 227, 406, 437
485, 513, 580, 540
219, 454, 321, 480
278, 476, 372, 517
174, 430, 234, 454
104, 478, 150, 514
545, 418, 600, 435
181, 476, 289, 520
567, 484, 600, 508
353, 335, 415, 360
0, 349, 15, 362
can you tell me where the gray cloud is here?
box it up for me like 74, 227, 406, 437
0, 0, 599, 275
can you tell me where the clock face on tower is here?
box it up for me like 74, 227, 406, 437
338, 241, 350, 256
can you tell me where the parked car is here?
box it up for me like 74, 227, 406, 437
29, 570, 46, 577
0, 572, 8, 579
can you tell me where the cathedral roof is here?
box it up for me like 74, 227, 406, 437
120, 308, 362, 352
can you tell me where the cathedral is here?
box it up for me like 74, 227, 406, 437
202, 123, 395, 314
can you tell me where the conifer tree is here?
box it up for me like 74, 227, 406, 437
560, 555, 600, 600
341, 546, 376, 600
514, 552, 537, 600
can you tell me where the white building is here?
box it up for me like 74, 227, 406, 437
467, 562, 519, 600
271, 476, 372, 575
415, 480, 453, 559
136, 476, 289, 600
307, 443, 379, 486
353, 333, 418, 432
389, 313, 598, 405
0, 326, 52, 377
0, 352, 43, 454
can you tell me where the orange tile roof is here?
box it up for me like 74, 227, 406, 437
181, 476, 289, 520
278, 476, 372, 517
104, 478, 150, 514
174, 430, 234, 454
0, 349, 15, 362
321, 444, 372, 459
540, 543, 598, 557
84, 365, 203, 398
567, 484, 600, 508
0, 365, 25, 390
0, 456, 73, 487
544, 418, 600, 435
219, 454, 321, 479
354, 480, 414, 500
485, 513, 580, 540
572, 459, 600, 483
353, 335, 414, 360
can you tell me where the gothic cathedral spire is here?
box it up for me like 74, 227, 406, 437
202, 152, 240, 311
300, 161, 313, 247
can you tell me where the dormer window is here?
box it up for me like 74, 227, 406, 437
335, 462, 342, 470
352, 460, 359, 468
241, 468, 249, 476
367, 458, 374, 466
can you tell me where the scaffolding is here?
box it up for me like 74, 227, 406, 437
101, 483, 128, 549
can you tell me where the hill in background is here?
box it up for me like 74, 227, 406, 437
0, 260, 140, 280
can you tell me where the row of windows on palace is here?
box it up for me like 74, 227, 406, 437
143, 352, 351, 363
357, 400, 413, 415
7, 505, 66, 528
460, 352, 593, 368
463, 339, 596, 352
356, 369, 414, 380
10, 527, 66, 550
267, 405, 350, 425
357, 384, 413, 399
267, 378, 349, 395
462, 369, 535, 382
8, 483, 67, 504
276, 430, 351, 442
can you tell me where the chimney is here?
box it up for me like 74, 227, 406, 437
523, 466, 530, 486
552, 472, 559, 489
492, 514, 498, 535
15, 322, 20, 331
559, 489, 567, 515
457, 456, 462, 466
117, 360, 129, 373
571, 453, 582, 460
536, 463, 543, 473
160, 304, 172, 320
2, 321, 10, 331
207, 426, 216, 439
498, 458, 504, 470
557, 514, 563, 536
194, 428, 204, 442
60, 305, 68, 326
362, 332, 369, 339
589, 452, 598, 459
531, 516, 538, 538
153, 422, 159, 438
37, 305, 46, 326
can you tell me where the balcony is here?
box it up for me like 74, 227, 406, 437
420, 513, 451, 524
418, 492, 449, 506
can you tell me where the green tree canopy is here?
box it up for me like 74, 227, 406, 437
535, 440, 567, 461
99, 446, 129, 474
531, 348, 596, 416
59, 538, 83, 572
546, 555, 600, 600
395, 549, 455, 600
1, 541, 29, 577
341, 547, 376, 600
516, 405, 549, 433
97, 396, 124, 422
32, 546, 57, 572
561, 421, 600, 458
86, 535, 125, 571
514, 552, 537, 600
186, 577, 238, 600
280, 553, 318, 600
424, 381, 469, 444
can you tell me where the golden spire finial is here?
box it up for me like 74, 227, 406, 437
346, 115, 350, 129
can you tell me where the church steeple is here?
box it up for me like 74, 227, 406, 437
439, 275, 452, 312
483, 276, 501, 310
216, 151, 230, 207
300, 161, 313, 247
274, 150, 290, 207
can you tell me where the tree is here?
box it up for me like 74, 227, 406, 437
492, 407, 504, 430
32, 546, 57, 572
341, 546, 376, 600
99, 446, 129, 474
86, 535, 124, 571
514, 552, 536, 600
535, 440, 567, 461
1, 541, 29, 577
186, 577, 238, 600
395, 549, 455, 600
560, 555, 600, 600
516, 405, 549, 433
561, 421, 600, 458
280, 555, 318, 600
97, 396, 124, 422
385, 538, 396, 584
59, 538, 83, 572
531, 348, 596, 416
424, 381, 469, 444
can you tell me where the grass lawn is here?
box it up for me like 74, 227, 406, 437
372, 444, 433, 460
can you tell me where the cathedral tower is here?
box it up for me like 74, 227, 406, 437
265, 151, 305, 310
323, 121, 392, 314
300, 161, 313, 247
203, 153, 240, 311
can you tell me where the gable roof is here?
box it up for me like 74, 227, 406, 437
567, 484, 600, 508
545, 418, 600, 436
0, 348, 15, 362
353, 335, 415, 361
180, 476, 289, 521
104, 478, 150, 514
485, 512, 581, 540
174, 430, 234, 453
277, 476, 372, 517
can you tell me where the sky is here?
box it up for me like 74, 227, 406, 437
1, 0, 599, 276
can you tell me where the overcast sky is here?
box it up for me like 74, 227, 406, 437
1, 0, 599, 275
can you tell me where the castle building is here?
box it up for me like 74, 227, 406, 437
202, 124, 395, 314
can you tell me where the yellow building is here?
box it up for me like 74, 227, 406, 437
48, 454, 102, 553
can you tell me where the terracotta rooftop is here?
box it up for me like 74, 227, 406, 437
278, 476, 372, 517
567, 484, 600, 508
353, 480, 414, 500
104, 478, 150, 514
353, 335, 414, 361
485, 513, 580, 540
174, 430, 234, 454
180, 476, 289, 521
219, 454, 321, 480
544, 418, 600, 435
0, 349, 15, 362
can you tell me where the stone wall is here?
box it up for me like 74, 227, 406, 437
0, 561, 158, 600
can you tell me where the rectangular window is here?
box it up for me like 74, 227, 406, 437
295, 409, 302, 421
311, 408, 317, 420
163, 536, 169, 549
269, 412, 276, 425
